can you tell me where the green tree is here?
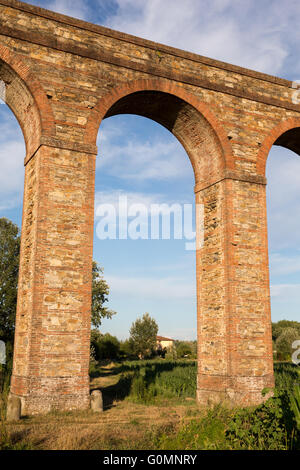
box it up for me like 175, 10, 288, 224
0, 218, 20, 343
0, 218, 20, 391
129, 313, 158, 359
276, 327, 300, 361
91, 332, 120, 360
91, 261, 116, 328
119, 338, 135, 359
176, 341, 192, 358
272, 320, 300, 342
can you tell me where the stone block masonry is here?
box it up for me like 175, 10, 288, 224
0, 0, 299, 414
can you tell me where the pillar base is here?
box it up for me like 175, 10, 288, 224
197, 374, 274, 407
10, 375, 90, 416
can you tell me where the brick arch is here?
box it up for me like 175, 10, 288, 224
0, 44, 55, 160
257, 117, 300, 175
85, 79, 234, 185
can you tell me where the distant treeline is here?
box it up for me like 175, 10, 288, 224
272, 320, 300, 361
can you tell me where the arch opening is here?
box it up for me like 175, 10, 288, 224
266, 145, 300, 311
273, 127, 300, 157
88, 85, 228, 189
0, 59, 41, 161
94, 111, 198, 345
0, 102, 25, 223
266, 130, 300, 361
103, 91, 224, 187
91, 86, 228, 401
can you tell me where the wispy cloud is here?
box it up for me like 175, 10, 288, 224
103, 0, 300, 75
106, 273, 196, 300
35, 0, 91, 20
271, 283, 300, 299
26, 0, 300, 77
97, 119, 192, 181
270, 252, 300, 277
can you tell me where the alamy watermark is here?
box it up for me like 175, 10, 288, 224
95, 196, 204, 251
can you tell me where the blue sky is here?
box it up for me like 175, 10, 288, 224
1, 0, 300, 340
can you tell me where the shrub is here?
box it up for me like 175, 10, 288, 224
226, 389, 298, 450
157, 405, 230, 450
119, 339, 136, 359
175, 341, 192, 358
276, 328, 300, 361
290, 384, 300, 431
93, 333, 120, 360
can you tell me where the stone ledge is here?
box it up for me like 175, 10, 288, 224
24, 137, 98, 165
194, 170, 267, 193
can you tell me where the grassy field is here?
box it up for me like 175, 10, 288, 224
0, 360, 299, 450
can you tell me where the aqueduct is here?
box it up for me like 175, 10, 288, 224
1, 0, 300, 415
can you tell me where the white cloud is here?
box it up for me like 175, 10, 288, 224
97, 121, 192, 181
106, 273, 196, 300
270, 282, 300, 322
45, 0, 90, 20
28, 0, 300, 76
270, 252, 300, 277
103, 0, 299, 75
270, 283, 300, 299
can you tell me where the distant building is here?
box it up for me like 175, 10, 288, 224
156, 335, 175, 351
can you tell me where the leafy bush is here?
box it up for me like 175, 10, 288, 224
226, 389, 299, 450
92, 333, 120, 360
274, 362, 299, 390
272, 320, 300, 342
276, 328, 300, 361
175, 342, 192, 358
157, 405, 230, 450
290, 385, 300, 431
119, 339, 136, 359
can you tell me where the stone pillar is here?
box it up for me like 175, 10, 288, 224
10, 144, 96, 415
196, 175, 274, 407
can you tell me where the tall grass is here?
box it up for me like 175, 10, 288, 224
127, 360, 197, 402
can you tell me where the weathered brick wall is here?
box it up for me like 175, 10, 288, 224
11, 144, 95, 414
0, 0, 299, 413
